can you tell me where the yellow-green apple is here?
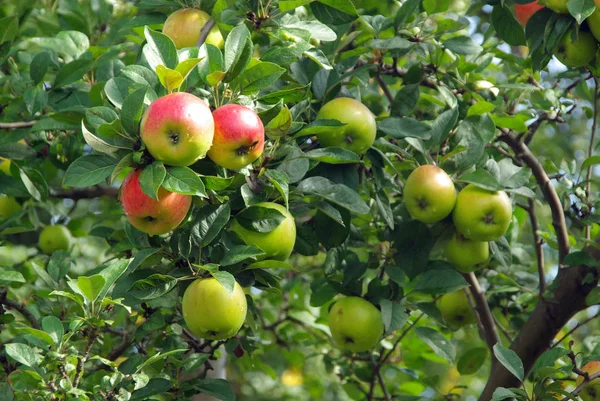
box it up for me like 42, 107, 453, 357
162, 8, 224, 49
328, 296, 384, 352
230, 202, 296, 261
140, 92, 214, 167
39, 225, 72, 254
589, 7, 600, 42
315, 97, 377, 155
182, 277, 247, 340
453, 184, 512, 241
0, 158, 11, 175
539, 0, 568, 13
403, 165, 457, 224
0, 196, 22, 219
553, 29, 598, 68
444, 232, 489, 273
120, 169, 192, 236
577, 361, 600, 401
207, 104, 265, 170
514, 1, 545, 25
438, 291, 475, 329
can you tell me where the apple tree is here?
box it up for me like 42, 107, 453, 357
1, 0, 600, 400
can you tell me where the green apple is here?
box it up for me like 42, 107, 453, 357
315, 97, 377, 155
553, 29, 598, 68
438, 291, 475, 329
38, 225, 72, 254
163, 8, 224, 49
538, 0, 568, 13
444, 232, 489, 273
0, 196, 22, 219
589, 9, 600, 43
452, 184, 512, 241
577, 361, 600, 401
182, 277, 247, 340
328, 297, 384, 352
403, 165, 457, 224
0, 158, 11, 175
230, 202, 296, 261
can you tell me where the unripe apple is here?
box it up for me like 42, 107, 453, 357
163, 8, 224, 49
403, 165, 457, 224
328, 297, 384, 352
553, 29, 598, 68
444, 232, 489, 273
438, 291, 475, 329
182, 277, 247, 340
589, 9, 600, 42
0, 196, 22, 219
207, 104, 265, 171
514, 2, 545, 26
230, 202, 296, 261
453, 184, 512, 242
0, 158, 11, 175
140, 92, 215, 167
315, 97, 377, 155
577, 361, 600, 401
538, 0, 568, 13
39, 225, 72, 254
120, 170, 192, 236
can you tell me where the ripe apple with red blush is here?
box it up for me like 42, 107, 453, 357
207, 104, 265, 171
120, 170, 192, 236
514, 1, 544, 26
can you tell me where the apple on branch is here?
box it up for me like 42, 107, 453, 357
553, 29, 598, 68
438, 291, 475, 329
444, 232, 490, 273
514, 1, 545, 26
163, 8, 224, 49
403, 165, 457, 224
328, 296, 384, 352
39, 224, 72, 254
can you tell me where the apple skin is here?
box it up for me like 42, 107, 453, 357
539, 0, 568, 13
589, 9, 600, 43
577, 361, 600, 401
0, 158, 11, 175
444, 232, 489, 273
328, 297, 384, 352
452, 184, 512, 242
140, 92, 215, 167
514, 2, 544, 26
553, 30, 598, 68
0, 196, 22, 219
163, 8, 224, 49
120, 170, 192, 236
438, 291, 475, 329
315, 97, 377, 155
207, 104, 265, 171
182, 277, 247, 340
403, 165, 457, 224
230, 202, 296, 261
39, 225, 72, 254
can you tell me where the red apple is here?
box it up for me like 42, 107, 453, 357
514, 2, 544, 26
120, 170, 192, 236
140, 92, 214, 167
207, 104, 265, 171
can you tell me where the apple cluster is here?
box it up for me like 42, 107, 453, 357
515, 0, 600, 68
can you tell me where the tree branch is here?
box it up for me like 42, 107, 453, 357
196, 18, 216, 47
521, 199, 546, 295
375, 72, 394, 106
0, 121, 37, 129
560, 371, 600, 401
551, 311, 600, 349
52, 187, 119, 199
500, 131, 570, 263
464, 273, 500, 358
0, 289, 40, 329
73, 331, 98, 388
376, 366, 392, 401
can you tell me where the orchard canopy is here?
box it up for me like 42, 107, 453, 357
3, 0, 600, 400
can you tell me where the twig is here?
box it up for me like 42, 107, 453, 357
376, 366, 392, 401
552, 312, 600, 348
380, 312, 425, 364
375, 72, 394, 106
196, 18, 216, 47
52, 187, 119, 199
585, 76, 599, 241
560, 371, 600, 401
464, 273, 500, 358
0, 289, 40, 329
523, 199, 546, 295
73, 331, 98, 388
0, 121, 37, 129
107, 333, 132, 361
464, 287, 488, 345
492, 314, 514, 343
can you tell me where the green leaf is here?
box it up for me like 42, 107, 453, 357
175, 58, 202, 81
235, 205, 286, 233
532, 347, 569, 372
131, 378, 172, 400
121, 87, 147, 136
279, 0, 314, 12
467, 101, 495, 117
224, 24, 253, 83
239, 61, 285, 94
191, 203, 231, 247
567, 0, 596, 24
18, 167, 48, 201
0, 269, 25, 283
129, 274, 178, 300
81, 120, 127, 155
311, 0, 357, 24
563, 251, 598, 267
491, 5, 526, 46
4, 343, 40, 367
139, 161, 166, 200
411, 264, 469, 294
42, 316, 64, 346
492, 115, 527, 132
121, 65, 158, 87
443, 36, 483, 54
458, 170, 503, 191
378, 117, 431, 139
493, 343, 524, 381
297, 119, 346, 137
47, 250, 73, 282
303, 147, 360, 164
371, 37, 412, 50
68, 274, 106, 305
582, 155, 600, 170
54, 58, 94, 87
143, 26, 178, 70
210, 271, 235, 295
30, 52, 51, 85
23, 86, 48, 115
244, 260, 296, 270
221, 245, 266, 266
0, 16, 18, 44
16, 327, 54, 346
297, 176, 370, 214
0, 382, 14, 401
136, 349, 188, 372
491, 388, 518, 401
196, 379, 235, 401
415, 327, 456, 362
156, 65, 184, 92
97, 259, 132, 301
458, 347, 488, 375
163, 166, 206, 197
264, 169, 289, 208
379, 299, 408, 334
265, 106, 293, 137
63, 154, 116, 188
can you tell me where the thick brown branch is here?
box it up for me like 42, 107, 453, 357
0, 121, 37, 129
500, 132, 570, 263
464, 273, 500, 358
53, 187, 119, 199
196, 18, 216, 47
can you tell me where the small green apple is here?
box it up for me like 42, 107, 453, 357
0, 196, 22, 219
538, 0, 568, 13
438, 291, 475, 329
403, 165, 457, 224
328, 297, 384, 352
182, 277, 247, 340
589, 9, 600, 43
553, 29, 598, 68
315, 97, 377, 155
163, 8, 224, 49
577, 361, 600, 401
444, 232, 489, 273
453, 184, 512, 242
230, 202, 296, 261
38, 225, 72, 254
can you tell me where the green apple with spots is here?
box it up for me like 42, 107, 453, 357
444, 232, 490, 273
438, 291, 475, 329
403, 165, 457, 224
39, 225, 72, 254
328, 297, 384, 352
